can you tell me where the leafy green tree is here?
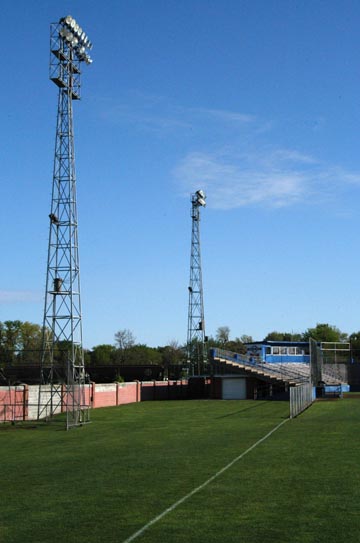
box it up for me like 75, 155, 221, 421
349, 332, 360, 361
206, 335, 223, 352
158, 343, 183, 365
53, 340, 73, 366
90, 344, 117, 366
226, 339, 247, 354
264, 331, 302, 341
303, 323, 347, 343
18, 322, 43, 364
0, 320, 43, 365
122, 345, 162, 366
264, 331, 284, 341
158, 341, 184, 378
3, 320, 22, 364
240, 334, 253, 344
349, 332, 360, 350
207, 332, 246, 355
0, 322, 6, 364
83, 349, 92, 367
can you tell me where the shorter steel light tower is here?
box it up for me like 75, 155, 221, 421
187, 190, 207, 375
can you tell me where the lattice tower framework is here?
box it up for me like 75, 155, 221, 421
187, 190, 208, 375
38, 16, 93, 429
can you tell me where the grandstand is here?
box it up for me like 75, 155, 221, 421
210, 342, 350, 401
211, 348, 307, 384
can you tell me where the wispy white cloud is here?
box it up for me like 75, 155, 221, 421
99, 94, 258, 135
0, 290, 42, 304
190, 107, 255, 124
99, 94, 360, 210
100, 103, 192, 132
174, 148, 360, 210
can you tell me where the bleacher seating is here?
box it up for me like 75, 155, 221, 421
210, 348, 345, 387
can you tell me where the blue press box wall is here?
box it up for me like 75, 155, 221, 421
324, 384, 350, 393
265, 355, 310, 363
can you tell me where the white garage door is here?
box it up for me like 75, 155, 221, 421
222, 378, 247, 400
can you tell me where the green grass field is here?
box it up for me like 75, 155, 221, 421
1, 399, 359, 543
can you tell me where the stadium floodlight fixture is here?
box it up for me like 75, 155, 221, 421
195, 189, 206, 207
84, 37, 93, 49
65, 31, 74, 43
56, 15, 93, 65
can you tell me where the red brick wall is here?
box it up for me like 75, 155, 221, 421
0, 385, 28, 422
0, 381, 191, 422
91, 382, 140, 408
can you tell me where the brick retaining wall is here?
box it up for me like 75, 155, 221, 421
0, 386, 28, 422
0, 380, 188, 422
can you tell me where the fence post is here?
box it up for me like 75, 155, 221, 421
61, 384, 66, 413
136, 381, 141, 402
23, 385, 29, 421
91, 382, 96, 408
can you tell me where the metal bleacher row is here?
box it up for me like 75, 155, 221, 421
210, 348, 343, 387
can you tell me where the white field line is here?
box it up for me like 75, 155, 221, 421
121, 417, 289, 543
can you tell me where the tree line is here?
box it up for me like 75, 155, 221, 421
0, 322, 184, 369
1, 320, 360, 369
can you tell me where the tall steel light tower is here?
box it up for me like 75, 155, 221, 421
187, 190, 207, 375
38, 16, 93, 429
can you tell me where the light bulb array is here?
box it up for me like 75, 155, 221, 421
59, 15, 93, 64
195, 190, 206, 207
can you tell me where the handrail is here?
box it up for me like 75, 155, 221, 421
210, 347, 309, 384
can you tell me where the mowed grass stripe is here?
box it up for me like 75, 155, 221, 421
0, 400, 288, 543
121, 417, 289, 543
140, 400, 360, 543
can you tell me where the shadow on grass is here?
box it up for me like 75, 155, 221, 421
0, 414, 69, 432
216, 400, 271, 419
0, 423, 39, 431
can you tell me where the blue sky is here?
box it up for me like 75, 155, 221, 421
2, 0, 360, 349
